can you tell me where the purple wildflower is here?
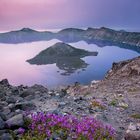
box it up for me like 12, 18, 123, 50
21, 112, 116, 140
18, 127, 25, 134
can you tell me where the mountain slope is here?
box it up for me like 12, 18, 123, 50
0, 28, 53, 43
27, 42, 98, 64
0, 27, 140, 47
84, 27, 140, 47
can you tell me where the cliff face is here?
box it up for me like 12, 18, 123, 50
84, 27, 140, 47
106, 56, 140, 79
0, 27, 140, 47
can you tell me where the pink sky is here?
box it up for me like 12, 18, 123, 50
0, 0, 88, 30
0, 0, 140, 31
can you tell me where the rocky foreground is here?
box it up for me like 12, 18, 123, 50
0, 56, 140, 140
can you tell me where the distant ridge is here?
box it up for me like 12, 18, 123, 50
19, 28, 37, 32
0, 27, 140, 47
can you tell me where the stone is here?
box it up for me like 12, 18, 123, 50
6, 114, 24, 128
15, 109, 22, 113
0, 113, 6, 121
1, 101, 8, 106
119, 102, 128, 109
15, 97, 24, 103
25, 95, 36, 101
0, 117, 5, 129
6, 97, 16, 104
0, 92, 6, 100
91, 80, 99, 85
3, 107, 11, 115
118, 94, 123, 97
0, 105, 3, 111
58, 102, 67, 107
128, 123, 137, 131
74, 97, 83, 102
20, 90, 33, 98
94, 113, 108, 122
11, 87, 19, 95
137, 123, 140, 130
6, 112, 16, 120
125, 130, 140, 140
15, 102, 36, 111
8, 104, 15, 110
0, 133, 13, 140
31, 84, 48, 93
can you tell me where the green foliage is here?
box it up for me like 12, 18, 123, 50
131, 114, 140, 119
109, 100, 117, 106
90, 100, 106, 110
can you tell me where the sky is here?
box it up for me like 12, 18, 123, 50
0, 0, 140, 31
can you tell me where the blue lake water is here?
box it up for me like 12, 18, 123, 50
0, 39, 139, 88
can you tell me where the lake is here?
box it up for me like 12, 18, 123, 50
0, 39, 140, 88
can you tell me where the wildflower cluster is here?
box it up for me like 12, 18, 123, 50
20, 112, 115, 140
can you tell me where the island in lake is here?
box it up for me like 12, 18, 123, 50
27, 42, 98, 75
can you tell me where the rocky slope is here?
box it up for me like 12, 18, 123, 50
67, 56, 140, 139
0, 28, 53, 43
0, 27, 140, 47
0, 56, 140, 140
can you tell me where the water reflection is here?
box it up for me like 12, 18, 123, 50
1, 29, 140, 54
28, 57, 89, 76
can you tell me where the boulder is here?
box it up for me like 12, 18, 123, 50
128, 123, 137, 131
8, 104, 15, 110
6, 114, 24, 128
15, 102, 36, 111
6, 97, 17, 104
124, 123, 140, 140
125, 130, 140, 140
